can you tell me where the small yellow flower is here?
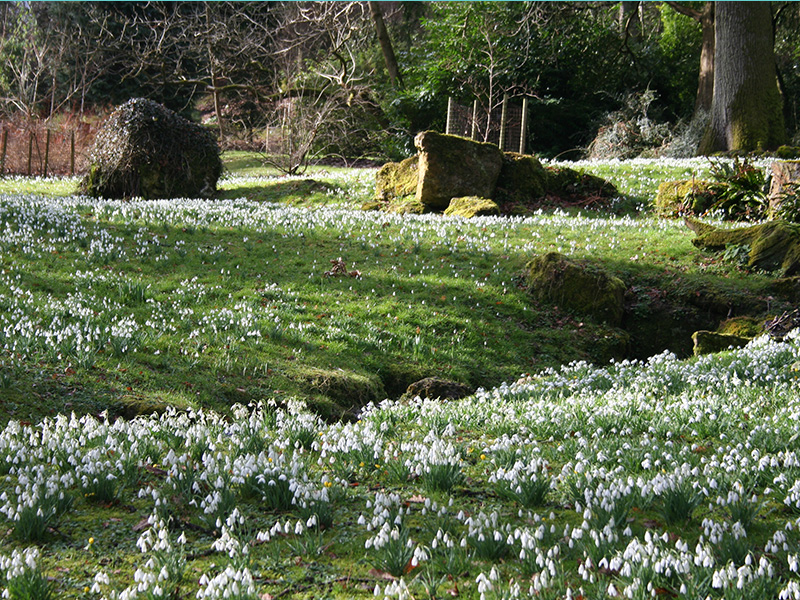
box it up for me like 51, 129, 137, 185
84, 586, 90, 593
359, 461, 365, 467
89, 537, 94, 545
323, 481, 332, 488
480, 454, 487, 461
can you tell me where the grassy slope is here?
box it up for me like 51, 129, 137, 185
2, 154, 800, 600
0, 154, 781, 424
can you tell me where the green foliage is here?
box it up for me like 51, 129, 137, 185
707, 157, 769, 220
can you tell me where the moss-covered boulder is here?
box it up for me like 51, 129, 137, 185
444, 196, 500, 218
495, 152, 548, 202
525, 252, 626, 326
415, 131, 503, 209
692, 330, 751, 356
545, 166, 618, 199
80, 98, 222, 200
688, 218, 800, 276
655, 179, 716, 217
402, 377, 473, 401
375, 155, 419, 203
716, 316, 764, 338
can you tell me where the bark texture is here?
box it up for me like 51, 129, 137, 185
700, 2, 785, 153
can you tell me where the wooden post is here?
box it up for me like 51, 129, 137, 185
27, 131, 33, 176
70, 130, 75, 176
519, 97, 529, 154
265, 126, 270, 156
43, 129, 50, 177
445, 97, 453, 135
498, 93, 509, 151
0, 129, 7, 176
471, 99, 478, 140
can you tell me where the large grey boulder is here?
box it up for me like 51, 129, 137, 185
80, 98, 222, 200
414, 131, 503, 209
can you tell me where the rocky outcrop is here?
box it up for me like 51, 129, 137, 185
692, 331, 751, 356
80, 98, 221, 200
373, 131, 617, 215
415, 131, 503, 209
525, 252, 626, 326
403, 377, 473, 401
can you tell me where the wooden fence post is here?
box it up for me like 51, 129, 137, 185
445, 97, 453, 135
70, 130, 75, 176
498, 93, 508, 151
0, 129, 7, 176
43, 129, 50, 177
27, 131, 33, 176
519, 97, 529, 154
471, 99, 478, 140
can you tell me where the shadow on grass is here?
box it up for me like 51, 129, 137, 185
217, 178, 342, 205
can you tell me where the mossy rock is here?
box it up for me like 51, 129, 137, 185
688, 219, 800, 275
293, 367, 385, 417
375, 155, 419, 202
80, 98, 221, 200
777, 146, 800, 159
655, 180, 716, 217
444, 196, 500, 218
495, 152, 548, 202
692, 330, 751, 356
525, 252, 626, 326
402, 377, 472, 402
385, 197, 429, 215
545, 166, 618, 198
716, 316, 764, 338
414, 131, 503, 209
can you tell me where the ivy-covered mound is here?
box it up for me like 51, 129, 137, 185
80, 98, 222, 200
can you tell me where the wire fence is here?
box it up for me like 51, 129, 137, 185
0, 120, 97, 177
445, 96, 530, 153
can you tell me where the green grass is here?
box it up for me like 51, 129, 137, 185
0, 154, 784, 425
1, 154, 799, 599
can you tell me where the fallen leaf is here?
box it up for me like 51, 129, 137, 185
368, 568, 397, 581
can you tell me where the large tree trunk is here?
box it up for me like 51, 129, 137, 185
695, 2, 714, 113
666, 2, 715, 115
699, 2, 785, 154
368, 1, 402, 88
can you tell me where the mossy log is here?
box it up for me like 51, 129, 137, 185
686, 218, 800, 276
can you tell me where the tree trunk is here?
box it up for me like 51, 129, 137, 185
368, 1, 402, 88
695, 2, 714, 114
699, 2, 785, 154
665, 2, 715, 115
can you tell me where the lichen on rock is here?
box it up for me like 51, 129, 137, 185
414, 131, 503, 209
374, 155, 419, 203
444, 196, 500, 218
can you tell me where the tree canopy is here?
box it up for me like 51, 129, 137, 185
0, 1, 797, 159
